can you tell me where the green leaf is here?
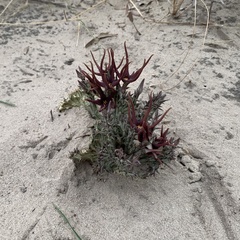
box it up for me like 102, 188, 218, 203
0, 100, 16, 107
53, 204, 83, 240
59, 89, 85, 112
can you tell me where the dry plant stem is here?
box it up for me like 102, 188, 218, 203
162, 47, 191, 85
200, 0, 210, 45
192, 0, 210, 44
0, 0, 106, 26
125, 0, 214, 92
173, 2, 192, 19
126, 4, 141, 35
0, 0, 234, 28
127, 0, 205, 91
123, 0, 224, 29
75, 0, 106, 18
164, 58, 197, 91
193, 0, 197, 35
209, 1, 214, 23
0, 0, 29, 21
0, 0, 14, 17
75, 19, 91, 46
164, 0, 211, 90
76, 21, 81, 47
0, 18, 229, 28
64, 10, 69, 22
172, 0, 185, 16
163, 0, 195, 86
129, 0, 143, 18
129, 0, 171, 23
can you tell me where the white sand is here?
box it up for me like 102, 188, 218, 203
0, 0, 240, 239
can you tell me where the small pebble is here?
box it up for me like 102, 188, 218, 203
188, 163, 200, 172
20, 186, 27, 193
191, 186, 202, 193
180, 155, 191, 165
32, 153, 38, 159
225, 131, 234, 140
205, 160, 215, 167
189, 172, 202, 183
227, 182, 233, 187
219, 171, 226, 179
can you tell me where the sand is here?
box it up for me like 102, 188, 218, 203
0, 0, 240, 239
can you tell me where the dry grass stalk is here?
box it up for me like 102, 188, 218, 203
76, 21, 81, 47
164, 0, 211, 91
0, 0, 14, 18
0, 0, 106, 26
172, 0, 185, 16
0, 0, 215, 94
200, 0, 210, 45
129, 0, 144, 18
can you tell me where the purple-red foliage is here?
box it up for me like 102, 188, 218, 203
128, 93, 171, 143
76, 42, 153, 111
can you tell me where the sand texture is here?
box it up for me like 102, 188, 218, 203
0, 0, 240, 239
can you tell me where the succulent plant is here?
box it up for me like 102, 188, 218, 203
63, 43, 179, 178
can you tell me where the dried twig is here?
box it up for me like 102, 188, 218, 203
76, 21, 81, 47
129, 0, 144, 18
163, 0, 211, 91
126, 3, 141, 35
164, 58, 197, 91
163, 47, 191, 85
85, 32, 117, 48
172, 0, 185, 16
0, 0, 14, 17
200, 0, 210, 45
0, 0, 106, 26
